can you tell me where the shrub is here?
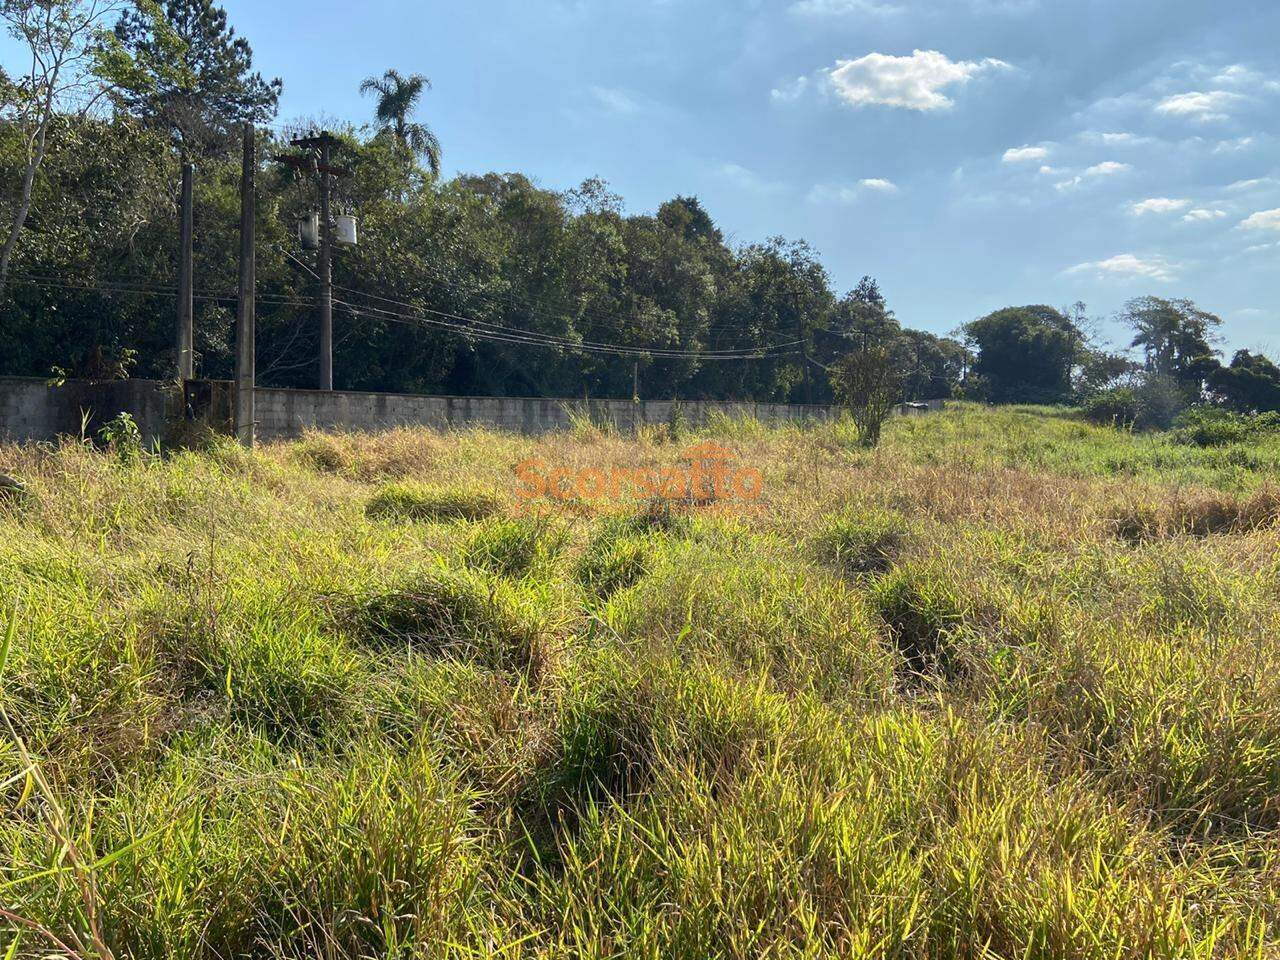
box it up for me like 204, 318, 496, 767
98, 411, 146, 464
1081, 387, 1138, 429
366, 482, 502, 523
1171, 408, 1280, 447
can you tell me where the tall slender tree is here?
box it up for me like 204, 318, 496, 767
113, 0, 281, 157
360, 68, 441, 176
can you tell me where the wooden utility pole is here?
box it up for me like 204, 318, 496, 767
176, 162, 194, 381
234, 123, 256, 447
632, 360, 640, 402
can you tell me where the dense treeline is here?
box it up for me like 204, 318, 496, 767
2, 0, 1277, 418
0, 0, 963, 404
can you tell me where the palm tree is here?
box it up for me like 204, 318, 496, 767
360, 69, 441, 176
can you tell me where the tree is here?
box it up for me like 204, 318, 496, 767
1209, 350, 1280, 413
830, 344, 904, 447
0, 0, 128, 295
962, 305, 1081, 404
113, 0, 281, 156
360, 68, 441, 176
1121, 296, 1221, 390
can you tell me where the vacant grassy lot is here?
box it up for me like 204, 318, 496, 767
2, 404, 1279, 959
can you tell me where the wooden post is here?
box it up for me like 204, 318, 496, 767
318, 136, 333, 391
176, 162, 194, 381
234, 123, 256, 447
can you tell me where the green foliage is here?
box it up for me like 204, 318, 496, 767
1081, 386, 1138, 429
98, 410, 145, 463
963, 305, 1082, 404
1172, 407, 1280, 447
113, 0, 281, 154
1210, 349, 1280, 413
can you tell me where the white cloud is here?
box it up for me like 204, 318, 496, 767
789, 0, 898, 15
859, 177, 898, 192
1128, 197, 1189, 216
1154, 90, 1245, 122
1084, 161, 1131, 177
770, 76, 810, 104
1057, 161, 1130, 189
1227, 177, 1278, 192
1244, 242, 1277, 253
1240, 208, 1280, 231
824, 49, 1010, 111
808, 178, 899, 204
1066, 253, 1177, 281
1213, 136, 1256, 154
1182, 208, 1227, 222
719, 163, 786, 195
1002, 144, 1048, 163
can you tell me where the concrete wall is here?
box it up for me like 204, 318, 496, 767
0, 377, 178, 445
1, 376, 944, 444
253, 387, 841, 440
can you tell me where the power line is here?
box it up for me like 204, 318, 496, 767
335, 298, 799, 362
6, 271, 798, 362
332, 282, 799, 358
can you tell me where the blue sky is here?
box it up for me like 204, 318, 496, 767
20, 0, 1280, 350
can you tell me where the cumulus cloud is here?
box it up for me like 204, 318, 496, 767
1054, 161, 1131, 191
808, 178, 899, 204
1182, 208, 1227, 222
1080, 131, 1152, 146
1128, 198, 1191, 216
823, 50, 1011, 111
1240, 208, 1280, 231
1084, 161, 1131, 177
859, 177, 899, 192
1154, 90, 1245, 121
1002, 144, 1048, 163
1065, 253, 1177, 281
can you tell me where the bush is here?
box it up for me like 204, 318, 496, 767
1171, 408, 1280, 447
1081, 388, 1138, 429
366, 482, 502, 523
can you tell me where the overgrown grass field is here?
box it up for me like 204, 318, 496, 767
2, 404, 1280, 958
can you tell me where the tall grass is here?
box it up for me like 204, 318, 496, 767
1, 405, 1279, 957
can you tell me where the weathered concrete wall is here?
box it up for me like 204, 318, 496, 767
0, 377, 177, 445
1, 376, 944, 444
253, 387, 842, 440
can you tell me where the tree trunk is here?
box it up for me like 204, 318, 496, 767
0, 89, 55, 299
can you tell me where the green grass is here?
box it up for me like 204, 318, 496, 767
1, 406, 1279, 958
